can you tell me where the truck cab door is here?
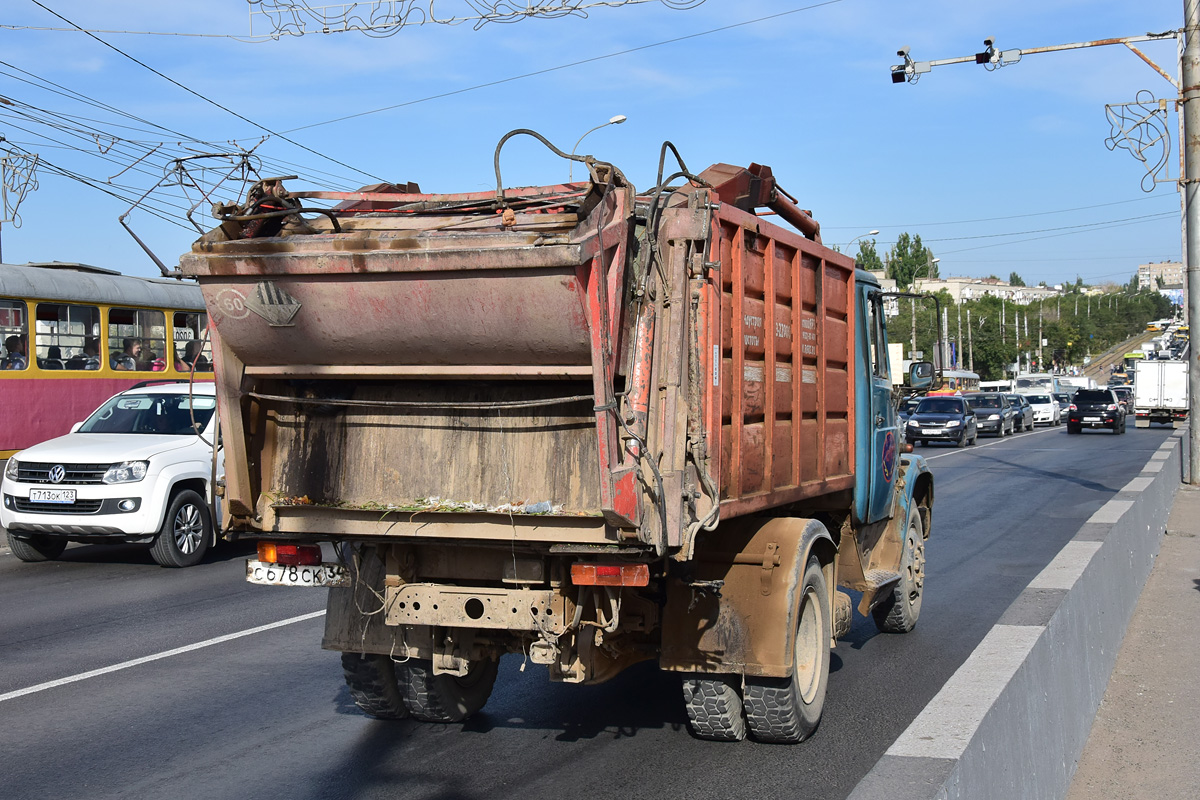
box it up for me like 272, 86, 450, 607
864, 288, 899, 524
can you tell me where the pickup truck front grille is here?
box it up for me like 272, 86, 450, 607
12, 498, 103, 514
15, 463, 108, 485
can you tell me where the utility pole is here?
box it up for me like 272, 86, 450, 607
911, 298, 917, 362
942, 307, 950, 370
957, 303, 963, 369
1038, 305, 1044, 371
1184, 0, 1200, 484
968, 308, 974, 371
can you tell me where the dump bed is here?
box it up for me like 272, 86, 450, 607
181, 162, 856, 556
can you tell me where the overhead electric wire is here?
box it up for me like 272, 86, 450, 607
27, 1, 385, 183
278, 0, 846, 134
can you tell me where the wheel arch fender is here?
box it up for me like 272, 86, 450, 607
661, 516, 835, 680
156, 467, 213, 545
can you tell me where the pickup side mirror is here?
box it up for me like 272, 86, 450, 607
909, 361, 935, 390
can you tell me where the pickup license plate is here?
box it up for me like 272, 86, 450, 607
29, 489, 76, 504
1083, 416, 1101, 422
246, 559, 350, 588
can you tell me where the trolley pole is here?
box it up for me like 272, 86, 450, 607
1184, 0, 1200, 483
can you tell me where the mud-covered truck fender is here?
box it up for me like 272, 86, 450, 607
660, 516, 835, 678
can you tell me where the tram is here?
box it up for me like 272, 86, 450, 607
0, 262, 212, 458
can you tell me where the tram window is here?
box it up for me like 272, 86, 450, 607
0, 299, 29, 371
108, 307, 167, 372
35, 303, 101, 370
172, 312, 212, 372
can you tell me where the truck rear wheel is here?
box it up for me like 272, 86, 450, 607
682, 675, 747, 741
6, 531, 67, 562
743, 556, 830, 743
398, 657, 499, 722
341, 653, 409, 719
872, 505, 925, 634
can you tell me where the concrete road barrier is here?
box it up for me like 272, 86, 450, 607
849, 429, 1187, 800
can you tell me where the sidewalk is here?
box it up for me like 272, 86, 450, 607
1066, 482, 1200, 799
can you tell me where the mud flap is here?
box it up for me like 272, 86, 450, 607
660, 516, 834, 678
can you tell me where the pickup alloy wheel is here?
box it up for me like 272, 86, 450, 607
149, 489, 211, 568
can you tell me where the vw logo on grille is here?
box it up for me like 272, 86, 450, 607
48, 465, 66, 484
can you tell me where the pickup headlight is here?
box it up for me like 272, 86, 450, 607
946, 420, 960, 427
987, 414, 1000, 420
103, 460, 148, 484
4, 456, 19, 481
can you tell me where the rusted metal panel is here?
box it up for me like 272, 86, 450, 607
184, 166, 855, 550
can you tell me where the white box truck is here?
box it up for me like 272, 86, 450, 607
1132, 360, 1189, 428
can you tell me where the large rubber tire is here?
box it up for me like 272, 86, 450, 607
956, 432, 967, 448
872, 505, 926, 634
149, 489, 211, 568
341, 653, 409, 719
6, 531, 67, 562
743, 557, 831, 744
1067, 423, 1080, 434
682, 675, 747, 741
397, 657, 499, 722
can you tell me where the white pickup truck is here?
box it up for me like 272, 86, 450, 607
1, 381, 222, 566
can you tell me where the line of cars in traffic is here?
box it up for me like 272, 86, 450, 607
899, 385, 1134, 447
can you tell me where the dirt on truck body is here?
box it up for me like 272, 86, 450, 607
181, 133, 934, 743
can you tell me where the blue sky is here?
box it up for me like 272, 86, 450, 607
0, 1, 1187, 287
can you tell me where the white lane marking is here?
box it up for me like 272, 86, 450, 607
0, 610, 326, 704
919, 425, 1060, 461
887, 624, 1044, 760
1121, 476, 1154, 493
1028, 540, 1103, 590
1142, 460, 1165, 474
1087, 499, 1134, 524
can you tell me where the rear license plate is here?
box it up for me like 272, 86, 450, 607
29, 489, 76, 504
1084, 416, 1101, 422
246, 559, 350, 588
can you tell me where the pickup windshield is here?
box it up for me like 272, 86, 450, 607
79, 393, 216, 435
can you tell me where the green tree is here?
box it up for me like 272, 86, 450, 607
1009, 272, 1026, 287
885, 232, 936, 289
856, 239, 884, 272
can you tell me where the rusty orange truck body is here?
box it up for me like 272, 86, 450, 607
180, 136, 934, 742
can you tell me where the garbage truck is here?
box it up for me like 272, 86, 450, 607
179, 133, 935, 743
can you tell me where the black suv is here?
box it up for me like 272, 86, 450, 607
1067, 388, 1126, 434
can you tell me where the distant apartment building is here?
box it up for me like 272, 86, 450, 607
1137, 261, 1183, 290
911, 276, 1061, 305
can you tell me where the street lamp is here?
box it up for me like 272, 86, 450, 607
569, 115, 627, 182
847, 229, 881, 251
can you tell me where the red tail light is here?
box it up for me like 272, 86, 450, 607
1069, 404, 1077, 411
1107, 404, 1117, 411
571, 563, 650, 587
258, 541, 323, 566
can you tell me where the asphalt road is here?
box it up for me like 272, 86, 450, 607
0, 424, 1174, 800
